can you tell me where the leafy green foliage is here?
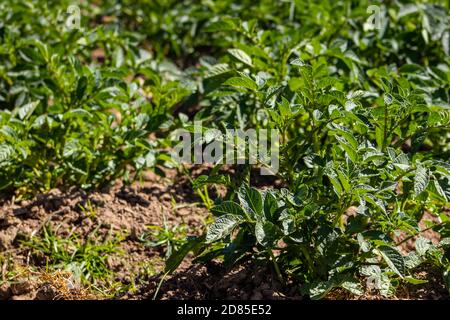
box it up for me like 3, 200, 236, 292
2, 0, 450, 299
159, 0, 450, 299
0, 1, 190, 196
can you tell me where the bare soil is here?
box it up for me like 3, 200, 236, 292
0, 169, 206, 300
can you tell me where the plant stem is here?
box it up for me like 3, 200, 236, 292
152, 271, 169, 300
382, 103, 389, 151
395, 221, 445, 246
268, 249, 284, 284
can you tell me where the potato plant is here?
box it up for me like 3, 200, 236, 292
163, 1, 450, 298
0, 1, 189, 196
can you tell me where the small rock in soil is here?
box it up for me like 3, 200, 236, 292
35, 284, 58, 300
0, 284, 13, 300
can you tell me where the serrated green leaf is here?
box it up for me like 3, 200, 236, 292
404, 252, 423, 269
15, 101, 39, 120
414, 165, 429, 196
0, 144, 15, 164
335, 135, 358, 162
415, 237, 431, 256
228, 48, 253, 67
238, 186, 263, 217
255, 220, 280, 247
206, 214, 243, 243
378, 245, 406, 278
341, 279, 364, 296
224, 76, 257, 91
263, 191, 278, 222
210, 201, 246, 217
